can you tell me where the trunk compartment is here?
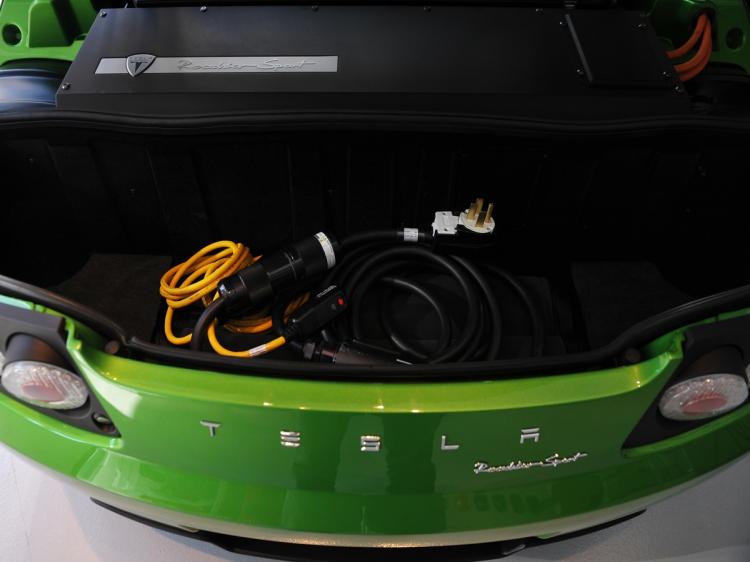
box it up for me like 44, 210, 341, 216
3, 129, 748, 371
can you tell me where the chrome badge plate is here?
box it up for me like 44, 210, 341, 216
97, 56, 339, 75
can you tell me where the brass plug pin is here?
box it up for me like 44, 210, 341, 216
485, 202, 494, 223
475, 198, 484, 218
476, 211, 487, 228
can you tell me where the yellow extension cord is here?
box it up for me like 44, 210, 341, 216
159, 240, 308, 358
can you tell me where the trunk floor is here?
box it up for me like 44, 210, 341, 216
51, 254, 172, 342
571, 262, 693, 349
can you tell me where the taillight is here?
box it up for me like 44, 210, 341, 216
0, 306, 118, 435
1, 360, 89, 410
0, 334, 89, 411
658, 373, 749, 421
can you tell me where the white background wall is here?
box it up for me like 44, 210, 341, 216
1, 446, 749, 562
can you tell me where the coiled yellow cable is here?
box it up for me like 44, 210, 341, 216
159, 241, 307, 357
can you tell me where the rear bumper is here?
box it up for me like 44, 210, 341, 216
70, 467, 720, 547
1, 295, 750, 548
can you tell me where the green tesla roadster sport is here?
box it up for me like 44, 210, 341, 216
1, 0, 750, 558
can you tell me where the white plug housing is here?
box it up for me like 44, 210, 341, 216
432, 211, 460, 235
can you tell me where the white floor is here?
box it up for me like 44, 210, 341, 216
1, 446, 749, 562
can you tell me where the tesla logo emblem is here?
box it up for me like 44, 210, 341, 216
360, 435, 381, 452
126, 53, 156, 77
520, 428, 540, 444
280, 430, 301, 448
200, 420, 221, 437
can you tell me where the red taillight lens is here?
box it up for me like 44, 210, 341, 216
681, 391, 728, 415
659, 373, 749, 421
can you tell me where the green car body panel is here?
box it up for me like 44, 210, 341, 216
0, 294, 748, 544
0, 0, 93, 67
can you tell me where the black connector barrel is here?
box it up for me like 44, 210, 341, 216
191, 232, 340, 350
218, 232, 340, 312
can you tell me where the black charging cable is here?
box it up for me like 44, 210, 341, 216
316, 239, 544, 364
189, 227, 544, 363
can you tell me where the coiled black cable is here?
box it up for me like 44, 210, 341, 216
320, 234, 544, 363
347, 246, 482, 363
378, 276, 451, 361
484, 264, 544, 358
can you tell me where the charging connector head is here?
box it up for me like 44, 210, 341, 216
302, 340, 407, 365
283, 285, 348, 341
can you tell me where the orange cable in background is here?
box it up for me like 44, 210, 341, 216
677, 20, 713, 82
667, 14, 709, 60
674, 19, 712, 74
679, 50, 711, 82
